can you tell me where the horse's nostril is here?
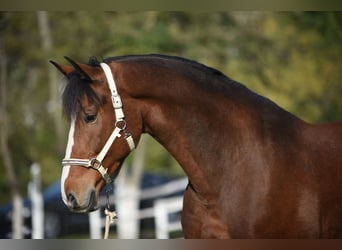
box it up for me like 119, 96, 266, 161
66, 190, 97, 212
87, 189, 97, 211
89, 189, 95, 204
67, 192, 78, 208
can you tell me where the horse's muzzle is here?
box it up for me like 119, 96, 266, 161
65, 189, 98, 213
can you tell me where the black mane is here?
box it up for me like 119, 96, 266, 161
104, 54, 227, 79
88, 56, 102, 67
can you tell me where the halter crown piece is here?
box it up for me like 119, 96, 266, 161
61, 62, 135, 184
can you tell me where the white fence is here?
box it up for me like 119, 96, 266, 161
28, 163, 44, 239
154, 196, 183, 239
89, 177, 187, 239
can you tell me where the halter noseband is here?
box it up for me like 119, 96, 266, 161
62, 63, 135, 184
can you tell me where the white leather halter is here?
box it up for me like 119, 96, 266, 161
61, 62, 135, 184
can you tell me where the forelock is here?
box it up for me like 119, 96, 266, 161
62, 72, 100, 120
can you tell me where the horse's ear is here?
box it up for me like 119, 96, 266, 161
49, 60, 74, 77
64, 56, 95, 82
50, 57, 102, 82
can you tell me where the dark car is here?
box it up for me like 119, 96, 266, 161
0, 172, 184, 238
0, 199, 32, 238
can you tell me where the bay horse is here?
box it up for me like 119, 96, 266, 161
50, 54, 342, 238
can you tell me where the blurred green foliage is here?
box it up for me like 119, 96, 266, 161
0, 12, 341, 202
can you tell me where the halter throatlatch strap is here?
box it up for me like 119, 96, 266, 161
62, 62, 135, 185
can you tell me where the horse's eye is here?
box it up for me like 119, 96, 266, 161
84, 114, 97, 124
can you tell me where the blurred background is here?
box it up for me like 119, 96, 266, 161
0, 11, 341, 238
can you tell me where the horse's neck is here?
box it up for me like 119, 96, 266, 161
138, 79, 301, 200
139, 80, 249, 199
120, 59, 300, 201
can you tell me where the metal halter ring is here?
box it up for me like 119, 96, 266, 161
89, 158, 102, 170
115, 119, 127, 130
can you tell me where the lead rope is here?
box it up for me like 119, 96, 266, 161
103, 187, 117, 239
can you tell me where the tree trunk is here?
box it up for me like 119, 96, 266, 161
0, 50, 23, 239
37, 11, 64, 153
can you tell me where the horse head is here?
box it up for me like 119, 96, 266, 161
50, 57, 142, 212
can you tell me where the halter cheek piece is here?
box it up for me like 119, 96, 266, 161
61, 63, 135, 184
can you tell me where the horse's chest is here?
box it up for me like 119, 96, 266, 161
181, 186, 230, 238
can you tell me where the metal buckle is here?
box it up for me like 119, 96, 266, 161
112, 94, 122, 109
89, 158, 102, 170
